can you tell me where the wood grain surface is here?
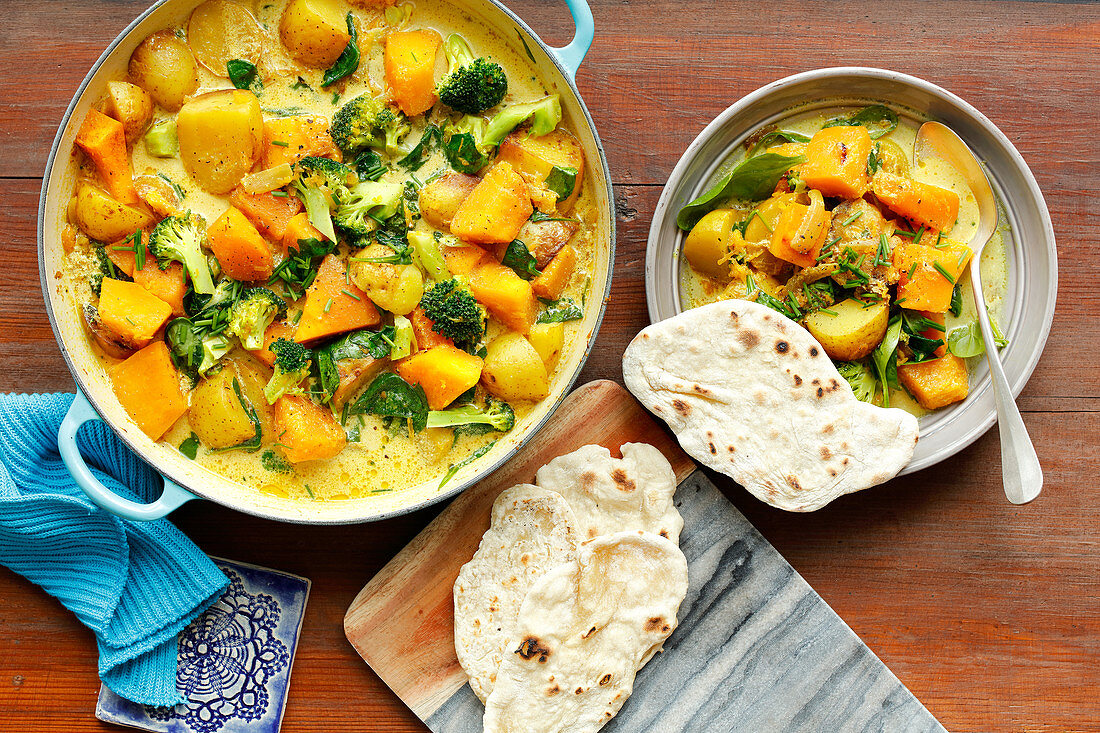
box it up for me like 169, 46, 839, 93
0, 1, 1097, 732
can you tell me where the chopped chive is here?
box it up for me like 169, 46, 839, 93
324, 298, 333, 313
271, 140, 290, 147
932, 261, 956, 284
913, 226, 926, 243
340, 288, 361, 301
935, 239, 950, 249
895, 297, 907, 306
292, 310, 302, 324
907, 262, 919, 280
841, 211, 863, 226
748, 210, 773, 233
271, 190, 289, 198
819, 308, 839, 316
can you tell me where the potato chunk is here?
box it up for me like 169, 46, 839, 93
177, 89, 264, 194
481, 333, 549, 401
804, 298, 888, 361
419, 173, 479, 231
104, 81, 154, 143
128, 30, 199, 112
74, 183, 153, 243
280, 0, 351, 68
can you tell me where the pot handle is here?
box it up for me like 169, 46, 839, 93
58, 390, 196, 522
548, 0, 595, 80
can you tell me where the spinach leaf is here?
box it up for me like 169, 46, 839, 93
871, 315, 903, 408
178, 433, 201, 460
536, 297, 583, 323
399, 125, 441, 171
439, 440, 496, 488
823, 104, 898, 140
545, 165, 578, 201
676, 153, 804, 231
227, 59, 260, 91
315, 328, 395, 401
747, 130, 810, 157
501, 240, 541, 280
351, 373, 429, 432
949, 283, 964, 317
866, 143, 883, 175
948, 322, 985, 358
322, 13, 360, 87
353, 150, 387, 181
442, 132, 486, 174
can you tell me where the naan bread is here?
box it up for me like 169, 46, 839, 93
622, 299, 919, 511
454, 485, 579, 702
535, 443, 683, 543
483, 531, 688, 733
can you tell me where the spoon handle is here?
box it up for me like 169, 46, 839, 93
970, 264, 1043, 504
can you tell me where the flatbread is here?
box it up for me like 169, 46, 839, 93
483, 531, 688, 733
454, 484, 579, 702
622, 299, 919, 511
535, 443, 683, 543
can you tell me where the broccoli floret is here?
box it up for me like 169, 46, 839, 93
263, 337, 311, 404
438, 34, 508, 115
227, 287, 288, 351
199, 333, 233, 375
290, 156, 354, 243
334, 180, 405, 236
426, 396, 515, 434
419, 279, 485, 352
836, 360, 877, 404
149, 213, 215, 294
330, 93, 412, 155
483, 95, 562, 149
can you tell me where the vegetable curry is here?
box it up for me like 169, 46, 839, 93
61, 0, 599, 500
678, 103, 1009, 417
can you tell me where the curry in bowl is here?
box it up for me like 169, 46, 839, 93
61, 0, 600, 501
677, 103, 1010, 417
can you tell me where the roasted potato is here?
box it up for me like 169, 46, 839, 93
128, 30, 199, 112
419, 173, 479, 231
804, 298, 889, 361
187, 0, 263, 77
683, 208, 736, 281
280, 0, 351, 68
188, 357, 275, 449
176, 89, 264, 194
104, 81, 153, 143
481, 332, 549, 401
349, 244, 424, 315
526, 322, 564, 370
74, 183, 153, 242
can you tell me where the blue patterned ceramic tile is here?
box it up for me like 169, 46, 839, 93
96, 558, 310, 733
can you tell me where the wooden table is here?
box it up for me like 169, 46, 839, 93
1, 1, 1096, 730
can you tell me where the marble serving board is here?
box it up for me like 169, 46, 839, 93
344, 381, 945, 732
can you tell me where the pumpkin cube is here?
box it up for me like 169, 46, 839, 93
800, 126, 873, 199
531, 244, 576, 301
450, 162, 533, 245
873, 171, 960, 232
397, 345, 484, 410
98, 278, 173, 348
230, 186, 303, 242
384, 29, 442, 117
894, 240, 973, 312
898, 353, 970, 410
109, 341, 188, 440
295, 254, 380, 344
274, 395, 346, 464
469, 260, 538, 334
496, 128, 586, 211
262, 115, 338, 169
206, 206, 273, 281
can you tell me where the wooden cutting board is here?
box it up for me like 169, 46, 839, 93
344, 380, 945, 732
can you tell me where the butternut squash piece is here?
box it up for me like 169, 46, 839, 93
104, 81, 154, 143
893, 240, 972, 312
384, 29, 442, 116
768, 194, 829, 267
451, 162, 533, 244
262, 115, 339, 169
410, 306, 454, 350
496, 128, 586, 212
469, 259, 538, 334
531, 244, 576, 301
104, 245, 186, 316
231, 186, 303, 242
109, 341, 188, 440
282, 212, 327, 254
419, 173, 479, 231
441, 241, 489, 276
898, 353, 969, 409
98, 277, 173, 348
918, 310, 948, 357
873, 171, 960, 232
397, 345, 484, 410
274, 395, 346, 463
206, 205, 273, 281
800, 126, 873, 199
296, 254, 381, 344
76, 108, 138, 205
256, 321, 297, 367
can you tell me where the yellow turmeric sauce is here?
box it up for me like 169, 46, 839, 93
680, 104, 1010, 418
62, 0, 598, 501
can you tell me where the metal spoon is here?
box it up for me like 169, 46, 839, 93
914, 121, 1042, 504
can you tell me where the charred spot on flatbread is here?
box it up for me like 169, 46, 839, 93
517, 637, 551, 663
785, 475, 801, 491
599, 673, 613, 686
809, 346, 819, 357
820, 446, 832, 460
737, 330, 759, 349
793, 374, 803, 386
672, 399, 690, 416
547, 684, 560, 695
775, 340, 789, 354
610, 469, 636, 493
645, 616, 671, 634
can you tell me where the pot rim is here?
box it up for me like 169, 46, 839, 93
38, 0, 616, 524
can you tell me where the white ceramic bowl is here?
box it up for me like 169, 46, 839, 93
645, 68, 1057, 474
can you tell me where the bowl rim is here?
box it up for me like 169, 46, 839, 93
37, 0, 617, 524
645, 66, 1057, 476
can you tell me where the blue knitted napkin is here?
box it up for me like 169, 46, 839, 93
0, 393, 228, 706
